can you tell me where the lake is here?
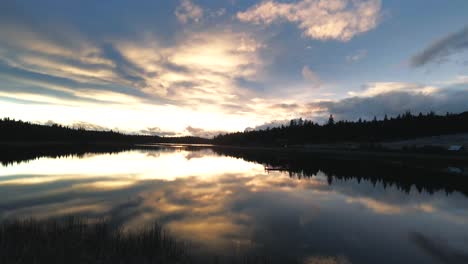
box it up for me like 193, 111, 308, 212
1, 146, 468, 263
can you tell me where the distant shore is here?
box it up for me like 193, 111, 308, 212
2, 138, 468, 167
0, 141, 136, 147
141, 142, 468, 166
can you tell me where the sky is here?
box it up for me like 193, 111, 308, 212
0, 0, 468, 137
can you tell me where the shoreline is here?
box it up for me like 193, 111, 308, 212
2, 141, 468, 165
141, 143, 468, 163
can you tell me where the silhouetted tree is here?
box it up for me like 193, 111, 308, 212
327, 114, 335, 126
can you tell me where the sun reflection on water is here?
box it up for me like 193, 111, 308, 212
0, 149, 264, 185
1, 148, 468, 263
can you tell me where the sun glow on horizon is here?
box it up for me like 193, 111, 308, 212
0, 150, 265, 186
0, 0, 467, 136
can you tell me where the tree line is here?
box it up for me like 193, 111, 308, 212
213, 111, 468, 146
2, 110, 468, 146
0, 118, 210, 144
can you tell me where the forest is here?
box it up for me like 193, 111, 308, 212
0, 118, 209, 144
2, 111, 468, 146
213, 111, 468, 146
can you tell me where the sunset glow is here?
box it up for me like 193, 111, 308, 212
1, 0, 467, 136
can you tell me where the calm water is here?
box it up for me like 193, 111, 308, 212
1, 147, 468, 263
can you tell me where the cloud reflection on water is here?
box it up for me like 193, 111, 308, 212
1, 148, 468, 263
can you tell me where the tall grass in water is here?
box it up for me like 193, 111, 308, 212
0, 217, 311, 264
0, 217, 188, 264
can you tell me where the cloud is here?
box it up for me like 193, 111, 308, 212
346, 49, 367, 62
71, 121, 110, 131
3, 145, 467, 259
139, 127, 178, 137
347, 82, 438, 97
0, 20, 153, 107
5, 1, 466, 136
0, 16, 303, 133
248, 81, 468, 123
303, 256, 352, 264
271, 103, 300, 110
237, 0, 382, 41
302, 66, 322, 88
410, 232, 468, 264
346, 197, 402, 214
442, 75, 468, 87
175, 0, 204, 24
0, 17, 267, 116
313, 83, 468, 121
244, 119, 290, 131
113, 31, 265, 109
209, 8, 227, 18
411, 25, 468, 67
185, 126, 226, 138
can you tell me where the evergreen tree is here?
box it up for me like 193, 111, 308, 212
327, 114, 335, 126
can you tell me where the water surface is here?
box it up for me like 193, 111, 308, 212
1, 147, 468, 263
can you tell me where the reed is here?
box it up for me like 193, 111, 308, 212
0, 217, 188, 264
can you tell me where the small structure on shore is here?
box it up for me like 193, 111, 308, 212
448, 145, 464, 151
276, 138, 288, 148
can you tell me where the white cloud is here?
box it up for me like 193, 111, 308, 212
302, 66, 322, 88
0, 19, 266, 111
0, 19, 274, 133
175, 0, 204, 24
244, 120, 290, 131
348, 82, 439, 97
346, 49, 367, 62
210, 8, 227, 18
444, 75, 468, 86
114, 31, 264, 109
185, 126, 225, 138
237, 0, 382, 41
0, 23, 278, 131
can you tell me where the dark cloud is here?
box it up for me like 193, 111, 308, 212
99, 43, 148, 86
139, 127, 178, 137
271, 103, 300, 110
313, 88, 468, 121
217, 103, 255, 115
411, 26, 468, 67
71, 121, 110, 131
410, 232, 468, 264
0, 58, 153, 105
